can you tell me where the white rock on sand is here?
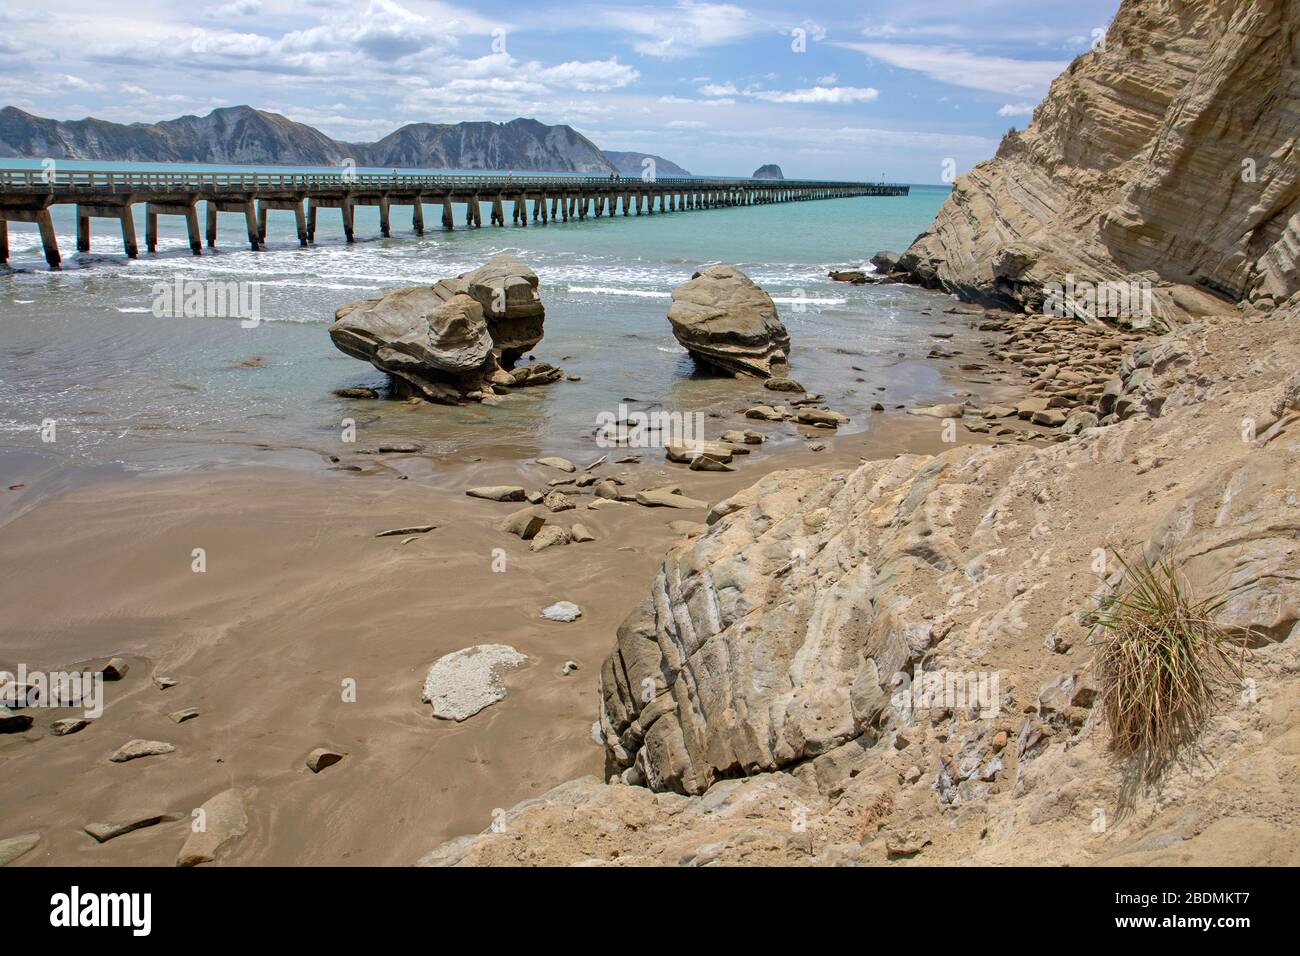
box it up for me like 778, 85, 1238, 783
541, 601, 582, 623
421, 645, 529, 721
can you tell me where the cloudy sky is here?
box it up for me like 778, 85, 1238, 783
0, 0, 1123, 181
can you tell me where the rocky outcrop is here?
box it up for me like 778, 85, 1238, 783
667, 265, 791, 378
425, 300, 1300, 864
752, 164, 784, 180
889, 0, 1299, 325
329, 254, 547, 404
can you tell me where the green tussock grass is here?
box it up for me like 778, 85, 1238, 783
1088, 552, 1246, 782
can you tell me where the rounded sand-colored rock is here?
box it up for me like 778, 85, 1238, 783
667, 265, 790, 378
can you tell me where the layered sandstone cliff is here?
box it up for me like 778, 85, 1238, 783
420, 0, 1300, 865
891, 0, 1299, 326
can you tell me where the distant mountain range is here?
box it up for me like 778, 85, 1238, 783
604, 151, 692, 177
0, 105, 694, 176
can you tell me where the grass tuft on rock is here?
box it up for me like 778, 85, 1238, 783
1089, 552, 1244, 782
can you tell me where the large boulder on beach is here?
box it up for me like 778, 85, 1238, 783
330, 289, 498, 404
460, 253, 545, 367
330, 253, 547, 403
667, 265, 791, 378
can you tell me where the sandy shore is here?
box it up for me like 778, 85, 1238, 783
0, 292, 1046, 866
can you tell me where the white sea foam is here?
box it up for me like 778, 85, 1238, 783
567, 286, 671, 298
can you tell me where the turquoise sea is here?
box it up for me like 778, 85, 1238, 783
0, 160, 954, 472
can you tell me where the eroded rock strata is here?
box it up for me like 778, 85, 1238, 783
887, 0, 1298, 326
422, 0, 1300, 865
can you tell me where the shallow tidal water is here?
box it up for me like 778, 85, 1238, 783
0, 162, 955, 475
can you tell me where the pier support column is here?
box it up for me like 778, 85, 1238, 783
442, 197, 455, 231
256, 199, 309, 246
243, 201, 259, 250
379, 197, 391, 238
206, 204, 218, 247
341, 200, 354, 243
0, 208, 62, 268
37, 209, 60, 268
145, 200, 203, 254
120, 207, 139, 258
77, 202, 139, 258
413, 198, 425, 235
492, 196, 504, 226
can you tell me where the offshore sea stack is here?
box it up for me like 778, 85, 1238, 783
329, 253, 552, 404
667, 264, 791, 378
880, 0, 1298, 327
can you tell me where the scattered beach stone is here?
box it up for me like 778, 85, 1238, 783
587, 498, 626, 510
530, 526, 572, 552
499, 509, 546, 540
153, 674, 177, 690
466, 486, 527, 501
524, 489, 545, 504
334, 386, 379, 399
306, 748, 346, 773
808, 441, 827, 452
981, 405, 1016, 418
168, 707, 200, 724
667, 264, 791, 378
561, 661, 580, 676
1031, 409, 1068, 427
375, 524, 435, 538
570, 523, 596, 543
362, 443, 423, 454
907, 403, 965, 419
541, 601, 583, 623
0, 707, 33, 734
744, 405, 784, 421
637, 487, 707, 509
421, 645, 528, 721
615, 455, 640, 464
109, 739, 175, 763
764, 377, 804, 392
84, 813, 178, 844
721, 429, 763, 445
177, 788, 248, 867
542, 490, 575, 512
536, 456, 577, 473
0, 832, 41, 866
51, 718, 89, 736
101, 657, 129, 681
797, 408, 848, 428
666, 440, 734, 464
689, 455, 734, 472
